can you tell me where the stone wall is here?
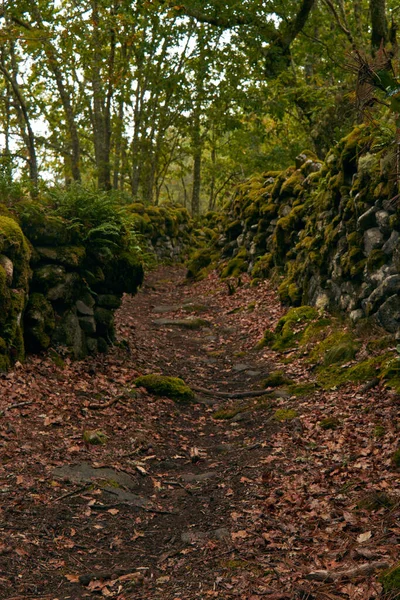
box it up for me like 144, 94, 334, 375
198, 124, 400, 334
0, 198, 210, 369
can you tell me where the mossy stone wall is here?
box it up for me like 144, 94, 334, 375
206, 125, 400, 334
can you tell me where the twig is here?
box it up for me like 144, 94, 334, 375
306, 560, 389, 582
163, 480, 193, 495
192, 386, 272, 399
6, 401, 33, 410
52, 484, 91, 503
88, 396, 121, 410
90, 502, 177, 515
78, 568, 146, 586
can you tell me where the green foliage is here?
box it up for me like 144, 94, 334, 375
48, 184, 141, 253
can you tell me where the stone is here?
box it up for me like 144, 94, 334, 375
46, 272, 81, 302
213, 528, 231, 541
376, 210, 390, 234
232, 363, 251, 372
383, 230, 400, 255
97, 294, 122, 309
153, 317, 211, 329
295, 153, 307, 169
86, 337, 98, 354
363, 228, 384, 256
350, 309, 364, 323
364, 275, 400, 314
76, 300, 94, 316
78, 316, 96, 334
376, 295, 400, 333
181, 531, 208, 544
34, 264, 66, 289
53, 311, 86, 359
0, 255, 13, 285
357, 207, 377, 231
53, 462, 151, 508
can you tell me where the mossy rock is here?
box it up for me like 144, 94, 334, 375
0, 216, 31, 289
309, 331, 359, 366
134, 374, 195, 404
221, 255, 248, 279
36, 245, 86, 268
212, 403, 249, 420
252, 253, 274, 279
101, 250, 144, 295
379, 563, 400, 592
262, 371, 293, 388
271, 306, 318, 351
273, 408, 298, 422
24, 293, 55, 352
186, 248, 215, 280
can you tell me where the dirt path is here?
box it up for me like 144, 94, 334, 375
0, 267, 399, 599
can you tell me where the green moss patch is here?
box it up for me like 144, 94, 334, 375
262, 370, 293, 388
273, 408, 298, 422
309, 331, 359, 366
379, 564, 400, 593
270, 306, 318, 351
134, 374, 195, 404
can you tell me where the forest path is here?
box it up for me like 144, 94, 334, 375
0, 267, 398, 599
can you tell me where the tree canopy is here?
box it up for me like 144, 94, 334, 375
0, 0, 398, 213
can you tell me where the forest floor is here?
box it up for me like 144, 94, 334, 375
0, 266, 400, 600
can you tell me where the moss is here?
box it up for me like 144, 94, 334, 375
273, 408, 298, 422
255, 329, 276, 349
286, 382, 318, 397
366, 249, 386, 273
225, 219, 242, 241
392, 448, 400, 468
262, 371, 293, 388
221, 254, 248, 278
252, 253, 274, 279
282, 171, 305, 196
24, 292, 56, 352
300, 318, 332, 347
271, 306, 318, 351
316, 355, 384, 390
0, 354, 10, 372
212, 404, 249, 420
134, 374, 195, 404
379, 564, 400, 592
102, 250, 144, 296
320, 417, 340, 430
309, 332, 359, 366
373, 424, 385, 438
186, 248, 215, 280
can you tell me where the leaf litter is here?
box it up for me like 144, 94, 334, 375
0, 266, 398, 598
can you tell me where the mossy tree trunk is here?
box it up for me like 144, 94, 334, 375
370, 0, 389, 52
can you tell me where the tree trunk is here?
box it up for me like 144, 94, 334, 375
191, 117, 202, 217
370, 0, 388, 51
0, 49, 38, 195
